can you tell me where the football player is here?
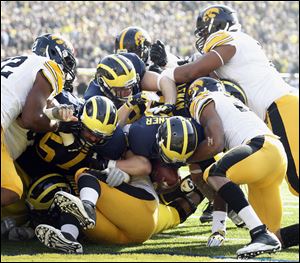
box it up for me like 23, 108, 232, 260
114, 26, 180, 73
158, 77, 287, 259
30, 95, 160, 253
83, 52, 177, 124
1, 33, 77, 207
127, 113, 210, 223
161, 4, 299, 197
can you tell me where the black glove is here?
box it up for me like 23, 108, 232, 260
150, 40, 168, 67
63, 80, 74, 93
148, 64, 163, 74
125, 91, 148, 108
56, 121, 82, 133
87, 152, 109, 171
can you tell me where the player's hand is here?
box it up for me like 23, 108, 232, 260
105, 167, 130, 187
87, 153, 110, 171
8, 226, 35, 241
53, 104, 77, 121
150, 40, 168, 67
1, 217, 16, 236
148, 103, 175, 115
126, 91, 148, 108
56, 120, 81, 133
207, 230, 225, 247
148, 64, 163, 74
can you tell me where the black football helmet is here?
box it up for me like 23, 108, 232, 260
194, 5, 241, 53
32, 33, 77, 86
157, 116, 198, 165
185, 77, 225, 107
115, 26, 152, 63
221, 79, 248, 105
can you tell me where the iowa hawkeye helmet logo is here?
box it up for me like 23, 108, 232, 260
134, 31, 146, 46
203, 7, 220, 22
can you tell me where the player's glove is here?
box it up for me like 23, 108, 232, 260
44, 104, 77, 121
207, 230, 225, 247
1, 217, 16, 236
56, 120, 82, 133
125, 91, 148, 109
87, 153, 110, 171
148, 103, 175, 115
148, 64, 163, 74
105, 167, 130, 187
8, 226, 35, 241
150, 40, 168, 67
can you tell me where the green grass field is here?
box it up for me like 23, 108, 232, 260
1, 177, 299, 262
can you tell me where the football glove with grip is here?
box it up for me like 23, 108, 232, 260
44, 104, 76, 121
87, 153, 110, 171
125, 91, 149, 108
105, 167, 130, 187
150, 40, 168, 67
148, 103, 175, 115
56, 120, 82, 133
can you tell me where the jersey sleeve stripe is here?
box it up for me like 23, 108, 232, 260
192, 97, 213, 123
43, 61, 63, 95
204, 31, 234, 53
197, 98, 214, 122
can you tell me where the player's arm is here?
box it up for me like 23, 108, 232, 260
19, 71, 60, 132
141, 71, 177, 105
188, 101, 225, 162
163, 45, 235, 84
114, 150, 152, 177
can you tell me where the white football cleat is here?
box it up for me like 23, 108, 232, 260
54, 191, 96, 230
35, 224, 83, 254
207, 230, 225, 247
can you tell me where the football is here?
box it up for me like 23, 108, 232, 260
150, 159, 181, 194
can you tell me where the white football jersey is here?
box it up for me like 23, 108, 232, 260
190, 91, 273, 150
203, 30, 294, 121
1, 54, 64, 159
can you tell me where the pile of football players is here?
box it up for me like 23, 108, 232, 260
1, 4, 298, 259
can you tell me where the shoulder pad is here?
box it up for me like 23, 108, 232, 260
42, 60, 64, 96
203, 30, 234, 53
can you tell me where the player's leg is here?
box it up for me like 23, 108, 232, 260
266, 94, 299, 196
1, 129, 23, 207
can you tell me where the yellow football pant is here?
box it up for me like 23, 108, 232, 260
84, 181, 158, 244
266, 94, 299, 196
1, 158, 31, 225
1, 128, 23, 199
204, 135, 287, 232
75, 168, 181, 244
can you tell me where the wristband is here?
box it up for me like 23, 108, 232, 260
156, 74, 163, 91
107, 160, 117, 169
160, 67, 175, 82
44, 107, 55, 120
190, 169, 203, 174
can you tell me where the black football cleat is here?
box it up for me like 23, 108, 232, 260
236, 225, 281, 259
199, 201, 213, 223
